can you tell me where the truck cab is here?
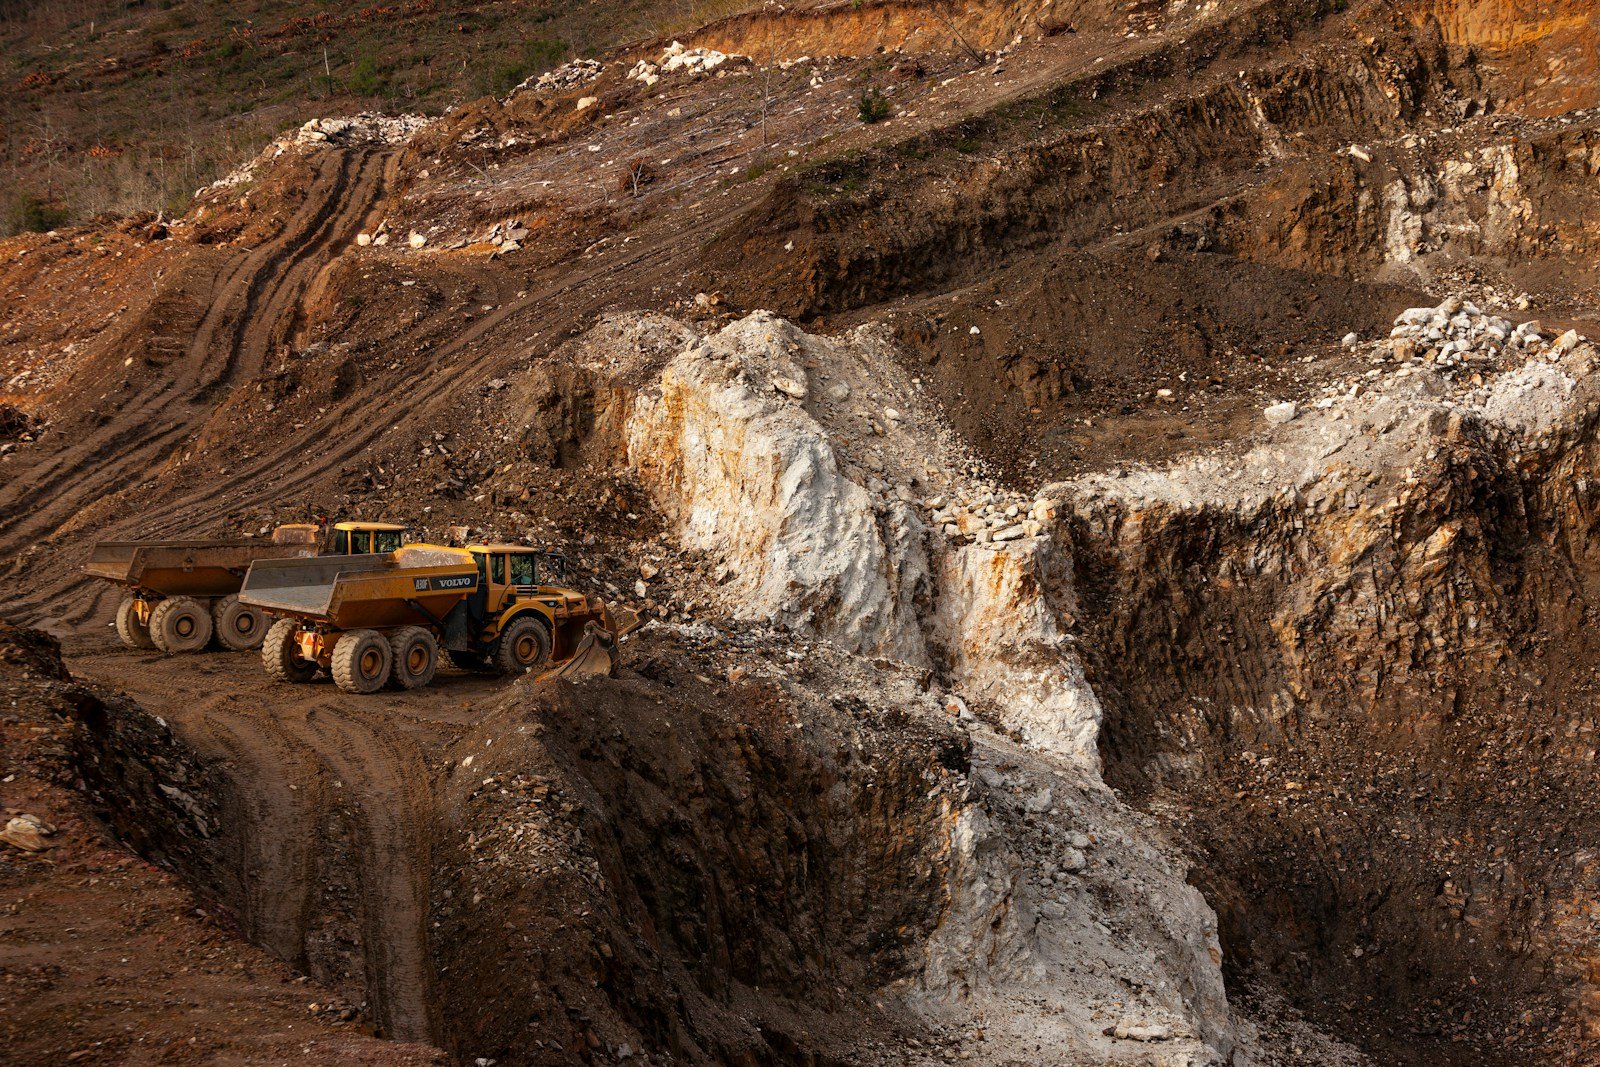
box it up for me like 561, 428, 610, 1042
268, 521, 409, 554
466, 545, 573, 611
464, 545, 602, 666
328, 521, 409, 555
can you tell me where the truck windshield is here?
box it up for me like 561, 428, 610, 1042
508, 554, 537, 586
331, 529, 350, 554
374, 530, 405, 553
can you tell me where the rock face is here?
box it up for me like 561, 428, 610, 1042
541, 310, 1293, 1063
544, 302, 1600, 1061
932, 542, 1103, 762
576, 311, 1108, 760
1058, 329, 1600, 1061
605, 313, 932, 663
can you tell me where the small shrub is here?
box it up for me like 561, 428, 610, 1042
474, 37, 566, 98
618, 157, 656, 196
857, 88, 891, 124
7, 196, 69, 234
350, 53, 388, 96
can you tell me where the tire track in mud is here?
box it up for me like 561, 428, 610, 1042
0, 148, 393, 557
69, 650, 453, 1044
293, 704, 439, 1043
133, 228, 697, 540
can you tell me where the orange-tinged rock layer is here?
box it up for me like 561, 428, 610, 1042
1416, 0, 1599, 113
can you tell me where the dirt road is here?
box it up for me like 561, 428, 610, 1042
65, 639, 498, 1044
0, 149, 394, 619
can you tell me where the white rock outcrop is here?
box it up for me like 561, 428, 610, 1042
571, 311, 1106, 759
605, 314, 932, 662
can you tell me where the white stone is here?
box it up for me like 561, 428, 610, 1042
771, 376, 808, 399
1263, 401, 1297, 425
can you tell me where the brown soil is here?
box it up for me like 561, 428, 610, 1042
3, 0, 1600, 1062
36, 623, 967, 1065
0, 621, 442, 1066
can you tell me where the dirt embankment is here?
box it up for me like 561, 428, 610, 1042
59, 627, 972, 1065
1408, 0, 1600, 115
432, 654, 969, 1063
704, 0, 1420, 318
0, 621, 442, 1066
1064, 364, 1600, 1064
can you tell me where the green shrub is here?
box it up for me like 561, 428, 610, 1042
857, 88, 891, 124
474, 37, 566, 98
8, 196, 69, 234
350, 53, 388, 96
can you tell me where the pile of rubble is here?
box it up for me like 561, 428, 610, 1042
195, 112, 431, 198
478, 219, 531, 255
1380, 296, 1579, 372
926, 491, 1058, 547
294, 113, 431, 147
627, 41, 745, 86
509, 58, 603, 98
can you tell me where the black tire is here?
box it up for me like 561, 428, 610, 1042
149, 596, 213, 654
115, 596, 156, 650
212, 594, 268, 651
492, 615, 550, 675
446, 649, 489, 672
386, 626, 438, 690
262, 619, 317, 684
332, 629, 392, 694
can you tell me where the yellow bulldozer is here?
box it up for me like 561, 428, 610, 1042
85, 520, 411, 654
239, 543, 639, 693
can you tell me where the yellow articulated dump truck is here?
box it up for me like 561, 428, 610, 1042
239, 543, 638, 694
86, 521, 410, 654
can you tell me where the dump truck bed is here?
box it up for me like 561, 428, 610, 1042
241, 553, 479, 630
85, 539, 320, 598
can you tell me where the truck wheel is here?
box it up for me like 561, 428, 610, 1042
493, 616, 550, 675
149, 597, 214, 654
387, 627, 438, 690
262, 620, 317, 684
332, 629, 392, 694
446, 649, 489, 672
212, 595, 268, 652
115, 596, 156, 650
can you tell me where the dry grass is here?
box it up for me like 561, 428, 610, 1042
0, 0, 763, 235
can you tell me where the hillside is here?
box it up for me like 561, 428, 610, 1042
4, 0, 1600, 1064
0, 0, 750, 234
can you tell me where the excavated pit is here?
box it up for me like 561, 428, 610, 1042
1058, 353, 1600, 1064
9, 0, 1600, 1062
62, 629, 973, 1064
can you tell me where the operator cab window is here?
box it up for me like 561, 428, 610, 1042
331, 529, 350, 554
374, 530, 404, 553
474, 552, 488, 586
508, 553, 537, 587
490, 553, 506, 584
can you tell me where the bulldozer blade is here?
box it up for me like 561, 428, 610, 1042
538, 622, 617, 682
